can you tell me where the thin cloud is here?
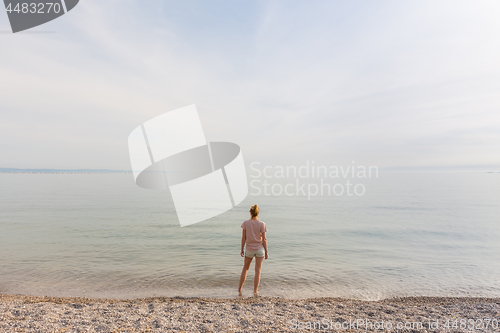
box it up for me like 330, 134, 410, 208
0, 0, 499, 169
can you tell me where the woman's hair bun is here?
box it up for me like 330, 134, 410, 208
250, 204, 260, 217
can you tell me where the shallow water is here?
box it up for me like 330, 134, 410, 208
1, 172, 499, 300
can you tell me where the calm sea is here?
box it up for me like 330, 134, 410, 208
1, 172, 499, 300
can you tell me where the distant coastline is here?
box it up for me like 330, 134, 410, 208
2, 166, 498, 174
0, 167, 132, 174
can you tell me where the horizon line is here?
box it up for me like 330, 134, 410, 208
1, 166, 499, 174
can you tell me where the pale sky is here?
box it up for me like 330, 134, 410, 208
1, 0, 499, 170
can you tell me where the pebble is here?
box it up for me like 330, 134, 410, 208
0, 294, 499, 332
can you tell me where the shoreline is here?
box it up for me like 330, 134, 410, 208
1, 294, 499, 332
2, 292, 500, 303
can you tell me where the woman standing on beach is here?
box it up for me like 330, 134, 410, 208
238, 204, 269, 296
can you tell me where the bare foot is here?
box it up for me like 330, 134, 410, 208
238, 291, 243, 297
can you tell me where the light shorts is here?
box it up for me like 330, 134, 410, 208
245, 247, 265, 258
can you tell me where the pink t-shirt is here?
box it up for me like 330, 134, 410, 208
241, 219, 268, 251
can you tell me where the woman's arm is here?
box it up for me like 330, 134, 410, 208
262, 232, 269, 259
240, 229, 246, 257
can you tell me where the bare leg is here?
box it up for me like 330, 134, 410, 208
254, 256, 264, 295
238, 256, 253, 294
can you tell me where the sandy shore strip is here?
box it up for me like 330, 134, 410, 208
1, 294, 499, 332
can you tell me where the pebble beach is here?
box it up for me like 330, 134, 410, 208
1, 294, 499, 332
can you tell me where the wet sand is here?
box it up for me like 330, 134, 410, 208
1, 294, 499, 332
